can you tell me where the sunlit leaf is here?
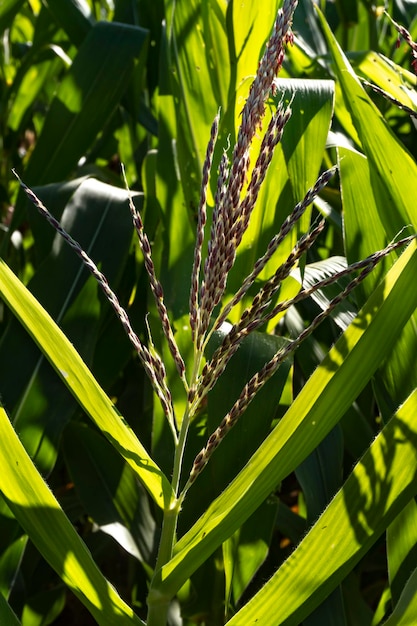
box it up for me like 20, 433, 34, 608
0, 407, 145, 626
153, 240, 417, 597
227, 388, 417, 625
0, 258, 173, 510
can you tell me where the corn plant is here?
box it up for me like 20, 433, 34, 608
1, 1, 417, 625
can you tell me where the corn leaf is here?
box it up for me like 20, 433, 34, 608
382, 565, 417, 626
0, 591, 21, 626
316, 7, 417, 231
0, 258, 173, 510
42, 0, 93, 46
387, 499, 417, 607
8, 20, 148, 241
0, 407, 144, 626
153, 238, 417, 597
227, 388, 417, 625
0, 180, 136, 475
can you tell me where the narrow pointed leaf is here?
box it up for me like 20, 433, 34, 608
0, 407, 144, 626
0, 258, 173, 510
387, 499, 417, 607
227, 388, 417, 625
24, 21, 147, 186
153, 239, 417, 597
0, 591, 21, 626
0, 180, 136, 474
383, 565, 417, 626
9, 20, 148, 237
163, 0, 228, 212
316, 7, 417, 232
279, 78, 335, 202
0, 0, 23, 32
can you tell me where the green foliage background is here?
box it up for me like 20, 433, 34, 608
1, 0, 417, 625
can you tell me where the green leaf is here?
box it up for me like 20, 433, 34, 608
227, 388, 417, 625
342, 573, 374, 626
63, 421, 157, 564
0, 179, 137, 475
349, 51, 417, 112
152, 89, 195, 320
387, 499, 417, 608
0, 535, 27, 598
382, 565, 417, 626
163, 0, 229, 214
42, 0, 93, 46
337, 114, 417, 415
0, 591, 21, 626
27, 20, 147, 184
329, 2, 417, 432
21, 586, 66, 626
9, 20, 148, 236
207, 331, 292, 495
0, 258, 173, 510
0, 407, 144, 626
154, 238, 417, 598
275, 500, 306, 545
8, 49, 69, 133
292, 412, 345, 623
316, 6, 417, 231
338, 146, 388, 298
339, 142, 417, 620
0, 0, 24, 32
296, 425, 344, 525
224, 499, 278, 609
295, 256, 357, 330
280, 79, 335, 202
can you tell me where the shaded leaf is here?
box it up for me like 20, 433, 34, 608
63, 422, 157, 564
11, 20, 148, 232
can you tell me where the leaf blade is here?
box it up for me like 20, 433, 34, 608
0, 407, 144, 626
154, 239, 417, 597
0, 258, 173, 510
227, 388, 417, 625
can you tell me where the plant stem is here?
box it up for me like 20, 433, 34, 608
147, 344, 205, 625
147, 503, 179, 626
